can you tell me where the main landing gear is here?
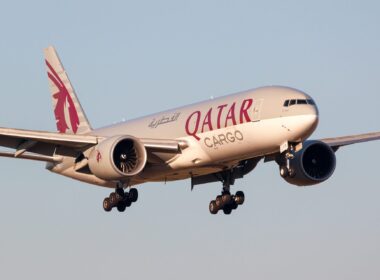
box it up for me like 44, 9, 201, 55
103, 185, 138, 212
209, 190, 245, 215
209, 170, 245, 215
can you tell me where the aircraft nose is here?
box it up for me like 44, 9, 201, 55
308, 101, 319, 117
303, 103, 319, 137
308, 111, 319, 131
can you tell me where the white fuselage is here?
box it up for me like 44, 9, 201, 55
51, 86, 319, 188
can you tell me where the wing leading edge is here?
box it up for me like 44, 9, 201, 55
320, 131, 380, 151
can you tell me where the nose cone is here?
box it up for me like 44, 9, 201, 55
299, 103, 319, 140
283, 92, 319, 141
271, 86, 320, 141
308, 98, 319, 117
307, 110, 319, 134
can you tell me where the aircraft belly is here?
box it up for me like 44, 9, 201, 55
137, 165, 227, 183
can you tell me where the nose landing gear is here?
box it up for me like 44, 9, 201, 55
278, 142, 300, 178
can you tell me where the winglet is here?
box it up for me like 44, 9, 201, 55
44, 46, 92, 134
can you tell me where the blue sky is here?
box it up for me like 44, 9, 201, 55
0, 1, 379, 279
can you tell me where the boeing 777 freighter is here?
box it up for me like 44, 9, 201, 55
1, 46, 379, 215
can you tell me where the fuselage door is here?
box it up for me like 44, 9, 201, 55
252, 98, 263, 122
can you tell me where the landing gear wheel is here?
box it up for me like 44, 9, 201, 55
231, 201, 238, 210
115, 188, 124, 201
215, 195, 223, 208
129, 188, 138, 203
288, 167, 296, 178
222, 193, 232, 205
109, 192, 118, 206
103, 197, 112, 212
235, 191, 245, 205
209, 200, 218, 214
123, 195, 132, 207
280, 166, 289, 178
117, 202, 127, 212
223, 205, 232, 215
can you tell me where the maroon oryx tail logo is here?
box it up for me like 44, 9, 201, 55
46, 60, 79, 134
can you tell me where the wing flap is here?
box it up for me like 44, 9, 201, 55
0, 150, 63, 162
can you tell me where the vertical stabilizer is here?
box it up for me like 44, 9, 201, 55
44, 46, 92, 134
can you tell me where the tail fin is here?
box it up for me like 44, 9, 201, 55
44, 46, 92, 134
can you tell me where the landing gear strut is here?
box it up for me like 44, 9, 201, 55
103, 183, 138, 212
209, 170, 245, 215
278, 143, 297, 178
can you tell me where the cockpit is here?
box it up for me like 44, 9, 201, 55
283, 98, 315, 107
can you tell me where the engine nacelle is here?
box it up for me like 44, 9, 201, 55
284, 140, 336, 186
88, 135, 147, 181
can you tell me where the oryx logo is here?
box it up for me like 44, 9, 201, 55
46, 60, 79, 134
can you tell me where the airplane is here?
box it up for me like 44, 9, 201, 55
1, 46, 379, 215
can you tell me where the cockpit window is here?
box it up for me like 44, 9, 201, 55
283, 98, 315, 107
297, 99, 307, 105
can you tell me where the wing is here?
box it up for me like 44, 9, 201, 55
320, 131, 380, 151
0, 127, 185, 163
262, 130, 380, 164
0, 127, 97, 162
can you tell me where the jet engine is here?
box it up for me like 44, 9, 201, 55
281, 140, 336, 186
88, 135, 147, 180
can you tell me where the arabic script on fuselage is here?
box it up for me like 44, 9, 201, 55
148, 112, 181, 129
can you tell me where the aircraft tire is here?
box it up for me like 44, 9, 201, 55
209, 200, 218, 214
280, 166, 289, 178
109, 192, 118, 206
288, 167, 296, 178
223, 206, 232, 215
123, 195, 132, 207
129, 188, 138, 203
115, 188, 124, 201
103, 197, 112, 212
235, 191, 245, 205
215, 195, 223, 208
231, 201, 238, 210
222, 193, 232, 205
117, 202, 127, 212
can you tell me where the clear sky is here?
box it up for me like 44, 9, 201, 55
0, 1, 379, 279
